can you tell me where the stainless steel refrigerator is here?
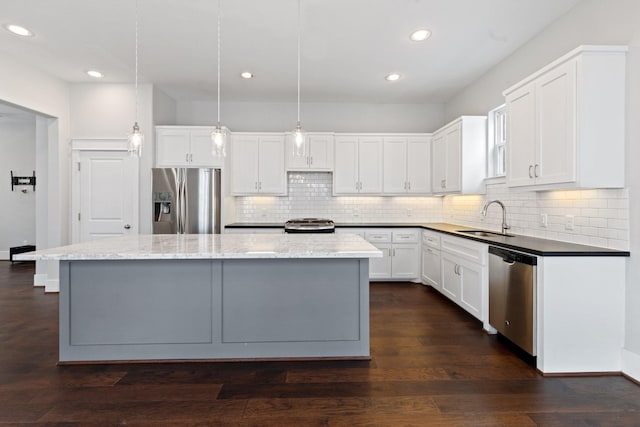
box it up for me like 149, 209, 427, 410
152, 168, 221, 234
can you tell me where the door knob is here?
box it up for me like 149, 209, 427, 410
124, 224, 131, 230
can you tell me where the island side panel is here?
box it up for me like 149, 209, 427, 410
59, 258, 370, 362
60, 259, 220, 362
222, 258, 361, 342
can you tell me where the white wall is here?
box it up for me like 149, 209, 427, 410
70, 83, 154, 234
444, 0, 640, 379
0, 51, 70, 292
153, 86, 177, 126
176, 101, 445, 133
0, 116, 36, 259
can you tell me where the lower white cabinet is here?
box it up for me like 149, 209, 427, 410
364, 229, 420, 281
437, 234, 488, 322
421, 230, 442, 290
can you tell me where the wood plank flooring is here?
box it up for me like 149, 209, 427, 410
1, 261, 639, 426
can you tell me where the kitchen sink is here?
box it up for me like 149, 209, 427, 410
456, 229, 515, 238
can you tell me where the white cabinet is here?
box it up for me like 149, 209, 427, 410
504, 45, 627, 189
334, 136, 383, 194
286, 133, 334, 171
431, 117, 486, 194
438, 234, 488, 321
383, 136, 431, 194
421, 230, 441, 290
364, 229, 420, 281
156, 126, 224, 167
230, 133, 286, 195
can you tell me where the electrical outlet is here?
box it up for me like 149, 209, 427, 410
540, 213, 548, 228
565, 215, 574, 231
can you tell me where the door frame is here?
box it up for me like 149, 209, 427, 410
70, 139, 139, 243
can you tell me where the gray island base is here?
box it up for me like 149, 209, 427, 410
30, 234, 380, 363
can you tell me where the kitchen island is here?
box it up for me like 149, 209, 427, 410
18, 234, 382, 363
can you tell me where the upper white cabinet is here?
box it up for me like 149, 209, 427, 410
230, 133, 286, 195
504, 45, 627, 189
156, 126, 224, 167
334, 136, 383, 194
431, 117, 486, 195
286, 133, 334, 171
383, 136, 431, 194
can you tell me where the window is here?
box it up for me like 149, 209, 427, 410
488, 104, 506, 177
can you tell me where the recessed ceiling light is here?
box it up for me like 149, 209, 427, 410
4, 24, 34, 37
240, 72, 254, 79
410, 29, 431, 42
86, 70, 104, 78
385, 73, 401, 82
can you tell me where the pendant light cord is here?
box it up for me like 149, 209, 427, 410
297, 0, 301, 124
217, 0, 221, 126
134, 0, 139, 124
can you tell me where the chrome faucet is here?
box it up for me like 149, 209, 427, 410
481, 200, 510, 235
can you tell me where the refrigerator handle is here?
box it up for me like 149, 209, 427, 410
179, 170, 187, 233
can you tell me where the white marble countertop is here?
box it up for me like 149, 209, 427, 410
15, 233, 383, 261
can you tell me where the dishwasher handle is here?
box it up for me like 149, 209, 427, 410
488, 246, 537, 266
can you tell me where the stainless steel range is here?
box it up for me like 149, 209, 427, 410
284, 218, 335, 233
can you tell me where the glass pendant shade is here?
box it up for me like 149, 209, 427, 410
128, 121, 143, 157
292, 122, 305, 157
212, 125, 227, 157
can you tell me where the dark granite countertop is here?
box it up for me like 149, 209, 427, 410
224, 222, 630, 257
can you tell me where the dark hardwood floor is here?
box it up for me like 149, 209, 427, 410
1, 261, 639, 426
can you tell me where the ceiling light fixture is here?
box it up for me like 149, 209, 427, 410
127, 0, 143, 157
292, 0, 305, 158
410, 29, 431, 41
86, 70, 104, 78
240, 71, 253, 79
211, 0, 227, 157
385, 73, 401, 81
5, 24, 33, 37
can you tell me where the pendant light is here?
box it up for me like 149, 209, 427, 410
211, 0, 227, 157
292, 0, 305, 157
127, 0, 143, 157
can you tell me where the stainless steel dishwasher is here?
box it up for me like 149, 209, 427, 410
488, 246, 537, 356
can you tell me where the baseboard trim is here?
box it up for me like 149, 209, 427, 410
0, 250, 8, 260
45, 279, 59, 293
622, 348, 640, 383
34, 273, 47, 287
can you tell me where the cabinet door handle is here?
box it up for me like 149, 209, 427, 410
534, 164, 540, 178
393, 248, 396, 257
310, 156, 313, 165
408, 181, 411, 190
255, 182, 258, 190
529, 165, 533, 178
190, 153, 193, 162
388, 248, 392, 257
186, 153, 190, 163
259, 182, 262, 190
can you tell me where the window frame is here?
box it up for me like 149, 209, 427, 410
487, 104, 506, 178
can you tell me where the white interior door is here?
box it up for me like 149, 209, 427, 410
75, 150, 138, 242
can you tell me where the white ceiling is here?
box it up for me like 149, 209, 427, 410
1, 0, 582, 104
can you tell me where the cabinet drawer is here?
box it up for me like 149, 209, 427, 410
365, 230, 392, 243
441, 235, 487, 265
422, 230, 441, 249
392, 230, 419, 243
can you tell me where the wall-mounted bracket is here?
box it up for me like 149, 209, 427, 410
11, 170, 36, 192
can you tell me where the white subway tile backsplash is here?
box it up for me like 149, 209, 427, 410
233, 175, 629, 251
442, 182, 629, 250
234, 172, 443, 223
